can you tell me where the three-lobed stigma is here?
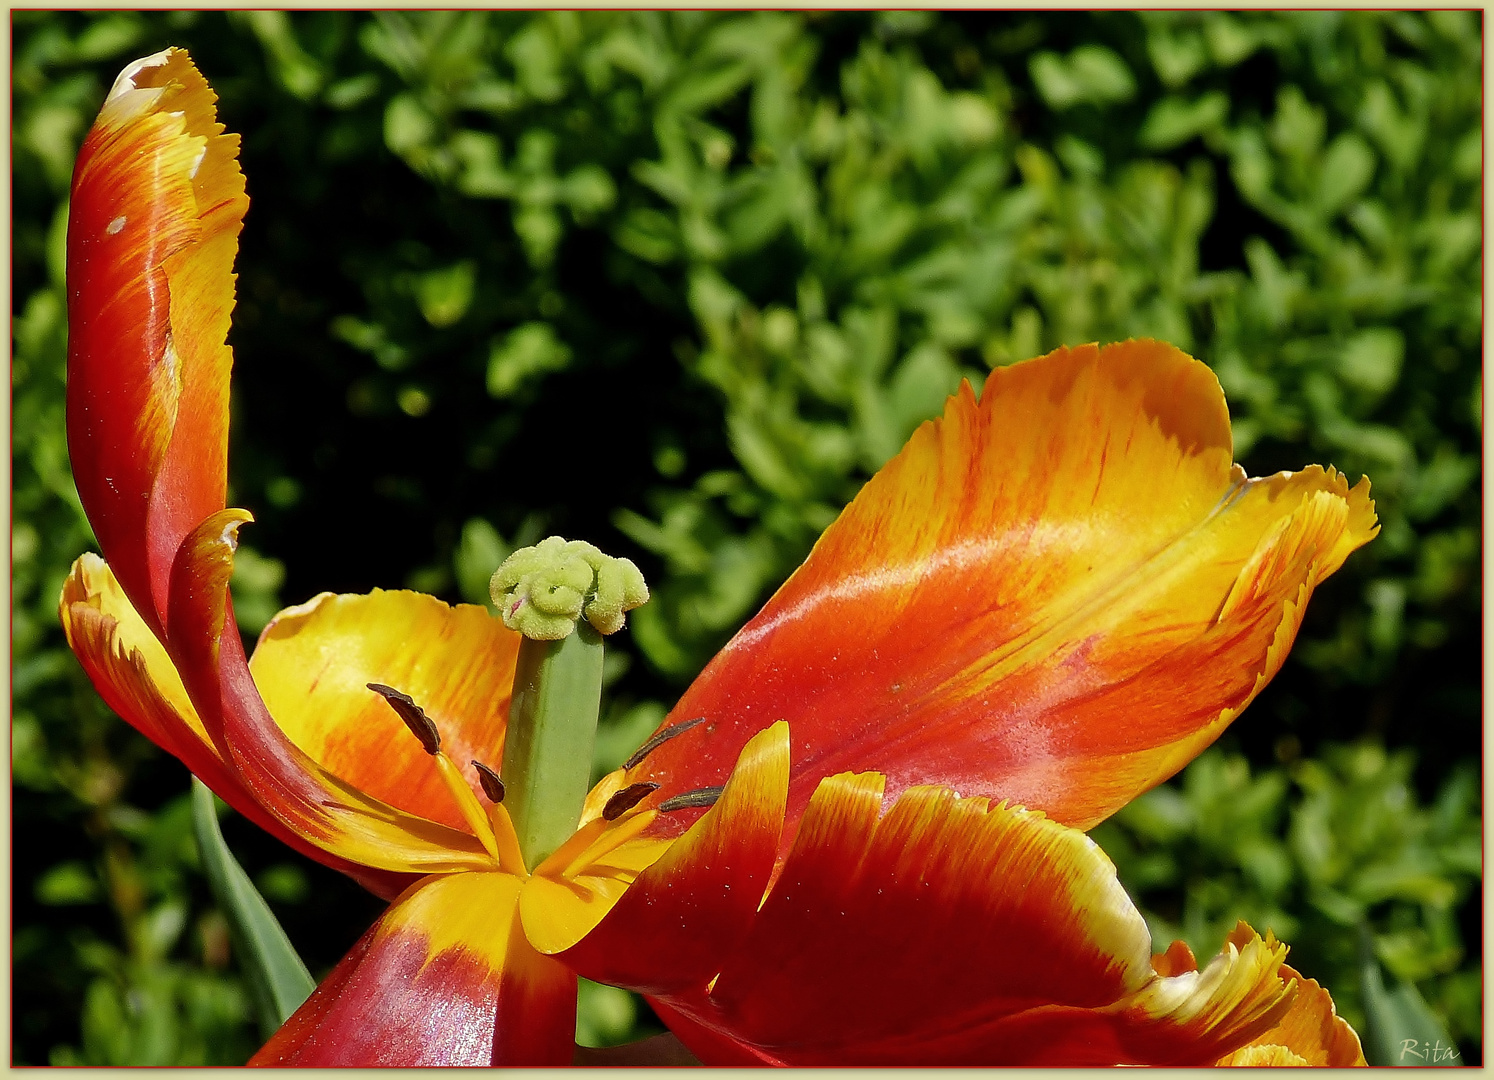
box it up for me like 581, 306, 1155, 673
490, 536, 649, 640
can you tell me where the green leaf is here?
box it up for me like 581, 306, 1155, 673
191, 779, 314, 1039
454, 516, 510, 606
237, 11, 324, 101
1360, 926, 1463, 1065
1317, 132, 1376, 216
384, 92, 438, 158
35, 861, 101, 905
71, 14, 143, 63
486, 322, 572, 397
1338, 327, 1404, 396
1139, 92, 1228, 150
1203, 12, 1260, 67
1030, 46, 1135, 110
1145, 24, 1208, 88
414, 261, 477, 328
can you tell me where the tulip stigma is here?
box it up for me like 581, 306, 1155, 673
492, 537, 649, 866
490, 535, 648, 641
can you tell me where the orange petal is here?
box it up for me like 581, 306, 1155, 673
644, 776, 1294, 1065
1215, 948, 1366, 1066
249, 590, 520, 833
165, 509, 495, 875
1154, 938, 1200, 977
1218, 1045, 1309, 1065
251, 872, 575, 1066
629, 340, 1378, 831
59, 554, 415, 899
67, 48, 246, 636
521, 722, 789, 994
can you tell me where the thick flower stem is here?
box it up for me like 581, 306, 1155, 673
501, 622, 604, 868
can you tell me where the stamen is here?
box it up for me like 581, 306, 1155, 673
367, 682, 440, 754
561, 808, 658, 880
484, 799, 529, 878
472, 760, 506, 803
368, 683, 518, 872
657, 785, 726, 813
431, 753, 506, 869
602, 782, 659, 821
622, 716, 707, 770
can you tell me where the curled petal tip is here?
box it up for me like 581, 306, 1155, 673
104, 46, 176, 103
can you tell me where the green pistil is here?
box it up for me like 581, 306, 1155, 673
491, 536, 647, 640
492, 536, 648, 867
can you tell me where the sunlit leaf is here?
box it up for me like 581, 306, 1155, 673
190, 779, 313, 1039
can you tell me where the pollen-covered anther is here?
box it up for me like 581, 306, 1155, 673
602, 782, 660, 821
367, 682, 440, 754
472, 760, 506, 803
658, 784, 726, 813
489, 535, 648, 641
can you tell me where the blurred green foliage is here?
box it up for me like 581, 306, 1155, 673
12, 10, 1480, 1065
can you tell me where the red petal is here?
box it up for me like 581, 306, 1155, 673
629, 341, 1378, 831
67, 49, 246, 636
522, 722, 789, 994
166, 509, 495, 874
252, 872, 575, 1066
66, 49, 503, 887
60, 554, 415, 898
641, 774, 1294, 1065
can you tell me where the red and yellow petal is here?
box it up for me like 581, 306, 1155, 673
1105, 924, 1296, 1067
630, 340, 1378, 832
59, 554, 417, 900
67, 48, 246, 636
252, 872, 575, 1066
249, 590, 520, 833
62, 554, 216, 767
165, 510, 494, 875
1214, 926, 1365, 1066
639, 772, 1294, 1065
521, 722, 790, 994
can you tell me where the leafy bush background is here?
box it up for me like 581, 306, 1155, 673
12, 10, 1481, 1064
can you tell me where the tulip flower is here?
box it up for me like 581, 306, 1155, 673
61, 49, 1376, 1067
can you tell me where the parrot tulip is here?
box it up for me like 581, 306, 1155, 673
61, 49, 1375, 1066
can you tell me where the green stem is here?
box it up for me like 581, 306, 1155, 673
500, 620, 604, 867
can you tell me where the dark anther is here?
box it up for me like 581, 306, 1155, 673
472, 760, 505, 803
657, 785, 726, 813
622, 716, 707, 771
602, 782, 660, 821
367, 683, 440, 755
